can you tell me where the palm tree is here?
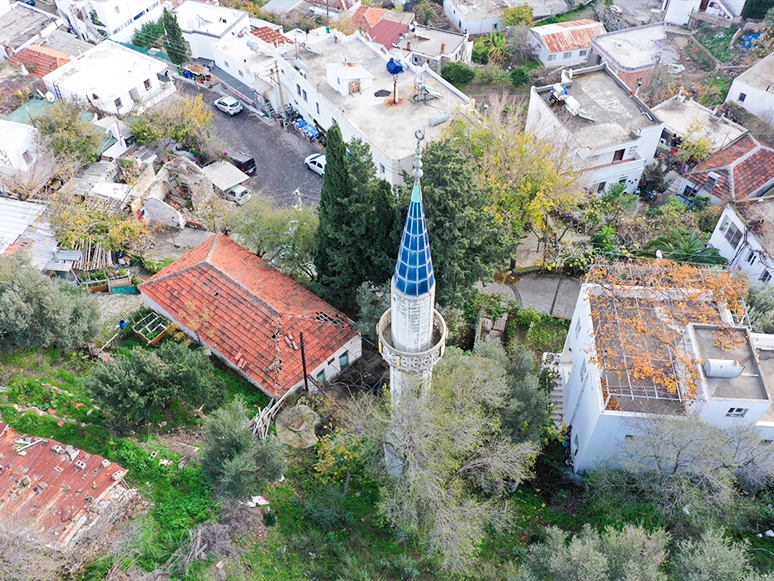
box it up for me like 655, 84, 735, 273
644, 229, 727, 265
485, 31, 508, 65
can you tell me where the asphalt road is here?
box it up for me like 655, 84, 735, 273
178, 82, 323, 208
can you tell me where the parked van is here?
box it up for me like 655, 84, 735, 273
222, 184, 252, 206
226, 151, 256, 175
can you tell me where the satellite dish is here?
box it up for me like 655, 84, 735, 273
45, 91, 55, 102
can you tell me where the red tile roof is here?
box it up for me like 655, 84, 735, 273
352, 6, 386, 31
0, 422, 128, 546
9, 44, 70, 78
531, 19, 606, 53
368, 19, 409, 50
139, 234, 357, 397
687, 135, 774, 201
250, 26, 293, 46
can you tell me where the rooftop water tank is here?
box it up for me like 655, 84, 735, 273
703, 359, 741, 379
386, 59, 403, 74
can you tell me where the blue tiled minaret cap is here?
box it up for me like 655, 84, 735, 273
394, 130, 435, 297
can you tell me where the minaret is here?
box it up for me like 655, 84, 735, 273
378, 130, 446, 407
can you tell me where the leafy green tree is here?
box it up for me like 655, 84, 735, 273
201, 398, 256, 498
354, 281, 390, 342
229, 196, 318, 280
672, 529, 774, 581
742, 0, 774, 20
644, 229, 727, 265
86, 341, 225, 423
440, 61, 476, 85
414, 0, 435, 24
485, 31, 508, 65
315, 127, 398, 309
506, 25, 536, 64
344, 347, 539, 572
516, 524, 670, 581
399, 138, 514, 309
747, 283, 774, 334
510, 66, 529, 86
162, 8, 188, 65
0, 258, 99, 364
32, 100, 102, 168
132, 16, 164, 48
254, 435, 287, 483
472, 37, 489, 64
502, 3, 533, 26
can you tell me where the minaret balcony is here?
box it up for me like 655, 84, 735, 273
377, 308, 447, 373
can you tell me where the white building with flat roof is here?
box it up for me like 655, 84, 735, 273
526, 64, 664, 194
43, 40, 176, 115
274, 28, 472, 186
53, 0, 164, 43
389, 25, 471, 73
173, 0, 249, 61
0, 119, 38, 172
725, 53, 774, 120
443, 0, 566, 35
559, 263, 774, 472
661, 0, 744, 26
588, 23, 665, 90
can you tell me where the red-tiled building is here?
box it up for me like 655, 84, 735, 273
528, 19, 607, 67
139, 234, 361, 398
679, 135, 774, 203
9, 44, 71, 78
0, 422, 135, 549
367, 19, 409, 51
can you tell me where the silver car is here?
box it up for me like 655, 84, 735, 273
214, 96, 243, 116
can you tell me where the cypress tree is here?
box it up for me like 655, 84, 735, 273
162, 8, 188, 65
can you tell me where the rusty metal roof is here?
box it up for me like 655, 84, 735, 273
0, 422, 129, 546
531, 19, 606, 54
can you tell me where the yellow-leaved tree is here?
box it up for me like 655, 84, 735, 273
446, 96, 585, 241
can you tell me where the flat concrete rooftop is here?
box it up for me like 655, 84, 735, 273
0, 3, 55, 49
734, 197, 774, 256
536, 66, 661, 150
652, 96, 747, 153
393, 25, 466, 57
693, 324, 770, 402
287, 34, 469, 161
733, 52, 774, 93
592, 22, 666, 70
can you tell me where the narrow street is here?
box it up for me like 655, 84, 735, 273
178, 82, 323, 208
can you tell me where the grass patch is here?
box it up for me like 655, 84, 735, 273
699, 73, 734, 108
695, 26, 738, 62
533, 4, 590, 26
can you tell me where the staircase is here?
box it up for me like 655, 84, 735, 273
541, 353, 565, 429
262, 96, 275, 117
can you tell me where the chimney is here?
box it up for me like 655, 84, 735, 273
407, 40, 412, 50
441, 42, 446, 53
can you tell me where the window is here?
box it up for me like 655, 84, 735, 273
316, 102, 320, 114
547, 54, 556, 61
379, 163, 385, 174
238, 70, 243, 77
115, 5, 120, 13
114, 97, 122, 109
575, 318, 581, 339
316, 370, 325, 383
718, 216, 743, 249
628, 146, 637, 156
747, 250, 757, 265
580, 360, 587, 384
339, 351, 349, 367
579, 49, 587, 56
624, 435, 635, 441
613, 149, 624, 162
682, 184, 697, 198
458, 20, 461, 26
337, 77, 341, 85
618, 177, 627, 184
224, 61, 229, 68
573, 434, 579, 456
296, 84, 301, 96
761, 270, 772, 283
739, 92, 747, 102
303, 89, 307, 102
22, 151, 32, 165
563, 51, 572, 59
144, 78, 151, 90
726, 407, 748, 417
596, 182, 606, 193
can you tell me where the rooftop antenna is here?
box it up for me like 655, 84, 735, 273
413, 129, 424, 184
392, 74, 399, 104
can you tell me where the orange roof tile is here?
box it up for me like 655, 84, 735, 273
688, 135, 774, 201
352, 6, 387, 31
531, 19, 606, 53
368, 19, 409, 49
250, 26, 293, 46
0, 422, 128, 546
9, 44, 70, 78
139, 234, 357, 397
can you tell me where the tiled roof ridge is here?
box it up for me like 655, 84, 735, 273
204, 260, 280, 317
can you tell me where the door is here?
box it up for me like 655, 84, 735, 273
613, 149, 624, 162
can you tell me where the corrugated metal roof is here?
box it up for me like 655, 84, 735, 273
0, 197, 45, 255
201, 161, 249, 191
0, 422, 129, 546
531, 19, 606, 54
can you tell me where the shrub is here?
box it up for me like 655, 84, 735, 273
510, 66, 529, 86
475, 64, 507, 83
514, 307, 542, 330
441, 61, 476, 86
302, 484, 354, 531
472, 37, 489, 64
254, 435, 287, 483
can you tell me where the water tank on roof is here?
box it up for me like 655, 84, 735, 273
703, 359, 741, 378
565, 96, 581, 116
386, 59, 403, 74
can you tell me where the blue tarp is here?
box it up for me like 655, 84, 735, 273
293, 119, 319, 140
740, 33, 762, 49
386, 59, 403, 74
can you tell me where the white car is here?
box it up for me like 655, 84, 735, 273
214, 96, 243, 116
222, 184, 252, 205
304, 153, 326, 176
